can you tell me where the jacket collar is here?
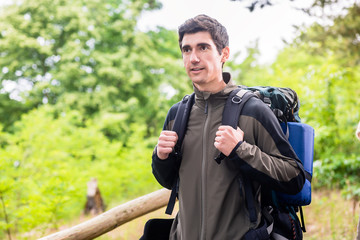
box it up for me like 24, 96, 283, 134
193, 72, 238, 101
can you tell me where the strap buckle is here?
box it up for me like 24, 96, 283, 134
232, 96, 242, 104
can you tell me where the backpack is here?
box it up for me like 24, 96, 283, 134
245, 86, 301, 123
165, 86, 314, 240
243, 86, 313, 206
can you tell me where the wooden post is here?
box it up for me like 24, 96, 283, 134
84, 178, 105, 215
39, 188, 171, 240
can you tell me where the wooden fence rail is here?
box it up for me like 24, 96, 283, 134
39, 188, 171, 240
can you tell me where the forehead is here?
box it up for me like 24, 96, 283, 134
181, 31, 215, 48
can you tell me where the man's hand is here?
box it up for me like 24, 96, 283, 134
214, 125, 244, 156
156, 130, 178, 160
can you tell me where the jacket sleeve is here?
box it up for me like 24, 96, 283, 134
229, 97, 306, 195
151, 102, 180, 189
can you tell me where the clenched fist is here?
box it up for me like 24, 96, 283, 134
156, 130, 178, 160
214, 125, 244, 156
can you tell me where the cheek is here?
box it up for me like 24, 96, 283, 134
183, 56, 189, 68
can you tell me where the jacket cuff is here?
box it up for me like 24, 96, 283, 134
229, 141, 243, 158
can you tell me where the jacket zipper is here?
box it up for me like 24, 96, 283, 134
200, 99, 210, 240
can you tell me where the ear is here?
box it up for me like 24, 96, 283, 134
221, 46, 230, 63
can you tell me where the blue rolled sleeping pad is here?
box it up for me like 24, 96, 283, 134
278, 122, 314, 206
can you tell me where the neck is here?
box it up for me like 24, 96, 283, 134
194, 79, 227, 93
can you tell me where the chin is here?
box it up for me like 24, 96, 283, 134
189, 74, 205, 82
190, 78, 206, 85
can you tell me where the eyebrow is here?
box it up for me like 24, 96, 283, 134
182, 42, 212, 50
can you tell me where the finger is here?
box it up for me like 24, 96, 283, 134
215, 130, 223, 137
159, 134, 178, 142
158, 135, 177, 145
158, 146, 174, 153
236, 127, 244, 136
162, 130, 178, 137
157, 146, 173, 160
218, 125, 232, 131
157, 140, 176, 151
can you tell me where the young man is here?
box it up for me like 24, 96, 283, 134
152, 15, 305, 239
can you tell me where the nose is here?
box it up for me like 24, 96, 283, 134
190, 51, 200, 63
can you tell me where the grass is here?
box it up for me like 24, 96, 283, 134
303, 189, 359, 240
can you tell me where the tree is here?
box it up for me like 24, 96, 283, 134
295, 3, 360, 67
0, 0, 189, 136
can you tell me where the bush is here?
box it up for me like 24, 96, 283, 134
0, 106, 159, 239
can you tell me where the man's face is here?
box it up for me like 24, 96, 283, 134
181, 31, 229, 91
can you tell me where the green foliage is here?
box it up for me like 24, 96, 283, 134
296, 3, 360, 67
271, 51, 360, 159
0, 106, 159, 238
313, 155, 360, 201
0, 0, 187, 135
0, 0, 190, 237
227, 40, 271, 86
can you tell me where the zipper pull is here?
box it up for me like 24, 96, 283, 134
205, 101, 208, 114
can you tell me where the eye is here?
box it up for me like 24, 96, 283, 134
200, 45, 209, 51
182, 47, 191, 53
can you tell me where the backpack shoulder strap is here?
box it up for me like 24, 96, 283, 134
222, 88, 256, 128
172, 93, 195, 158
218, 87, 261, 225
165, 93, 195, 215
214, 88, 256, 164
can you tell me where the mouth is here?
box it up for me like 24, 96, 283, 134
190, 67, 205, 72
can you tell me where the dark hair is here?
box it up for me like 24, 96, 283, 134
178, 14, 229, 55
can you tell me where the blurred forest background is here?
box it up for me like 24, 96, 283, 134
0, 0, 360, 239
